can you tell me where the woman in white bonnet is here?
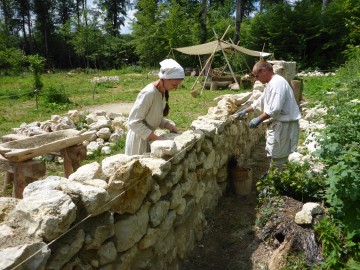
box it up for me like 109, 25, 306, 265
125, 59, 185, 155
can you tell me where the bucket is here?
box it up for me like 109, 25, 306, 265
231, 167, 252, 195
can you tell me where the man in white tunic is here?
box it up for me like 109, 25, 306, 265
235, 61, 301, 168
125, 59, 185, 155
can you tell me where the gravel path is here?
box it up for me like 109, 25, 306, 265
83, 102, 134, 115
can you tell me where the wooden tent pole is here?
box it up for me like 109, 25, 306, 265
190, 26, 231, 96
213, 28, 239, 87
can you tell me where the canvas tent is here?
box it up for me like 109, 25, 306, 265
174, 38, 272, 96
175, 40, 272, 57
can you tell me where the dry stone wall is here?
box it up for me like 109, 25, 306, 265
0, 91, 265, 270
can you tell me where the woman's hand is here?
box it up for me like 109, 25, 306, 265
165, 122, 178, 133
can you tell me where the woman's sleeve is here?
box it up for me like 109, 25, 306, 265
127, 90, 154, 140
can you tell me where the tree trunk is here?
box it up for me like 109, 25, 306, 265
26, 9, 33, 54
200, 0, 207, 43
322, 0, 329, 12
234, 0, 243, 44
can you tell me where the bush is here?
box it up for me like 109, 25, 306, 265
256, 162, 326, 203
44, 86, 71, 104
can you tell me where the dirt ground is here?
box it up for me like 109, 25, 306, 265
181, 139, 273, 270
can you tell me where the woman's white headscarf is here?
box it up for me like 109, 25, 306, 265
158, 59, 185, 79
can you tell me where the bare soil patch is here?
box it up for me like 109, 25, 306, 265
181, 139, 272, 269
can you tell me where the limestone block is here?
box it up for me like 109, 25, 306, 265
117, 245, 138, 270
159, 164, 184, 195
0, 197, 19, 222
170, 185, 183, 210
153, 228, 176, 257
295, 203, 323, 225
96, 127, 111, 140
68, 161, 105, 182
0, 242, 50, 270
60, 181, 111, 216
253, 81, 265, 92
191, 119, 217, 137
109, 130, 125, 142
201, 138, 213, 154
203, 149, 215, 170
89, 119, 112, 131
268, 60, 297, 81
9, 189, 77, 241
67, 110, 81, 123
98, 242, 117, 266
138, 227, 161, 250
149, 183, 161, 203
108, 112, 124, 120
181, 173, 198, 196
86, 141, 101, 152
108, 159, 153, 214
176, 198, 187, 215
23, 176, 67, 197
83, 212, 114, 250
149, 200, 170, 227
47, 229, 85, 270
101, 146, 111, 155
150, 140, 177, 158
140, 157, 171, 180
93, 110, 107, 116
185, 150, 200, 171
174, 130, 198, 153
114, 202, 150, 252
101, 154, 136, 178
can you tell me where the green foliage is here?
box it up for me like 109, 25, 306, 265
44, 86, 71, 104
27, 54, 46, 91
314, 216, 360, 269
255, 196, 284, 228
256, 162, 326, 203
110, 136, 126, 154
0, 47, 26, 74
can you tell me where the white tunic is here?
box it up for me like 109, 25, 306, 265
252, 74, 301, 122
125, 84, 169, 155
251, 75, 301, 159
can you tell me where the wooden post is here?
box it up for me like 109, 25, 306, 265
0, 158, 46, 199
60, 144, 87, 178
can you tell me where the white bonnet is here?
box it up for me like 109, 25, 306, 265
158, 59, 185, 79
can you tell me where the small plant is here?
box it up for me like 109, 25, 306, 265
256, 162, 326, 203
314, 216, 360, 269
44, 86, 71, 104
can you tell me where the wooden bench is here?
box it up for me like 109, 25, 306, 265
0, 157, 46, 198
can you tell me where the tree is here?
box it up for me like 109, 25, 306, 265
14, 0, 33, 54
33, 0, 55, 61
98, 0, 128, 36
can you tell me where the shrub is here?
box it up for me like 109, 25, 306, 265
256, 161, 326, 203
44, 86, 71, 104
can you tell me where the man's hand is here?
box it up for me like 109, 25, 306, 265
235, 109, 247, 119
249, 117, 262, 128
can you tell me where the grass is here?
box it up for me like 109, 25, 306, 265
0, 70, 251, 138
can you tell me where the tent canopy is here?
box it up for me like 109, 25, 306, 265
175, 40, 272, 57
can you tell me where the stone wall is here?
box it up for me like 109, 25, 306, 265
0, 91, 266, 270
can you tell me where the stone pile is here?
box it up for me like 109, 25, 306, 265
297, 70, 336, 77
8, 109, 128, 156
0, 91, 266, 270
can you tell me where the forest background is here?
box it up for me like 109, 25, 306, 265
0, 0, 359, 74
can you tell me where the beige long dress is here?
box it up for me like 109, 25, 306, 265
125, 84, 169, 155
